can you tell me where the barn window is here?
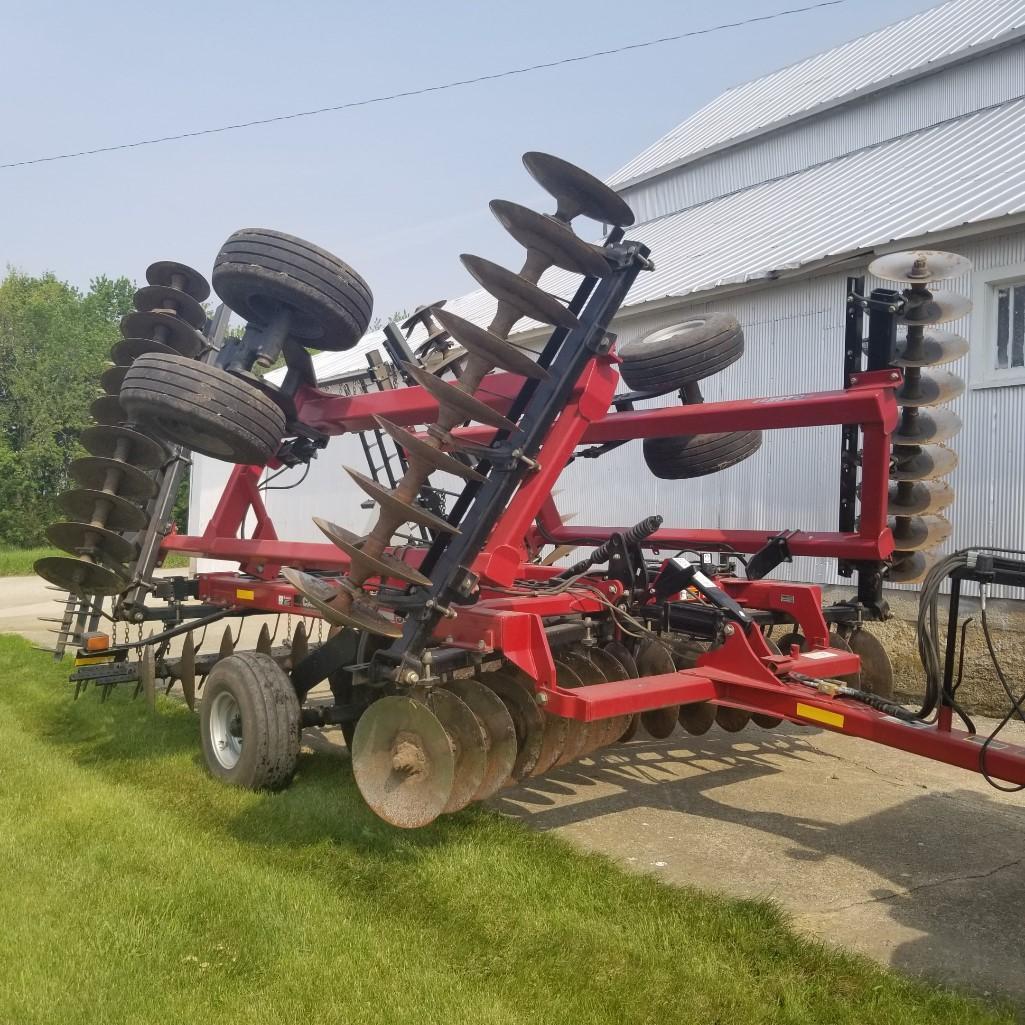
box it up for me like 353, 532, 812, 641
971, 262, 1025, 389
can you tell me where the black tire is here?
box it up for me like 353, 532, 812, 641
643, 431, 762, 479
121, 353, 286, 464
619, 313, 744, 392
200, 652, 301, 790
212, 228, 373, 351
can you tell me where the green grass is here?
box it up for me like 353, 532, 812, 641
0, 546, 189, 576
0, 634, 1011, 1025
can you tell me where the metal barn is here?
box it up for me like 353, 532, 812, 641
191, 0, 1025, 589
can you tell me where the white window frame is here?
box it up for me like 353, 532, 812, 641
971, 260, 1025, 390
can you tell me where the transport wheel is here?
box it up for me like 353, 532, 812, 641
618, 313, 744, 392
200, 652, 301, 790
642, 430, 762, 480
212, 228, 373, 351
121, 353, 286, 464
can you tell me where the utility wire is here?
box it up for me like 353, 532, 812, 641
1, 0, 849, 170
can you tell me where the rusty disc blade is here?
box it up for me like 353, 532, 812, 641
899, 290, 972, 326
344, 467, 460, 537
887, 480, 955, 516
281, 566, 402, 639
774, 631, 806, 656
111, 336, 180, 364
490, 200, 610, 278
80, 424, 167, 471
351, 696, 455, 829
522, 151, 635, 227
34, 555, 125, 597
424, 688, 487, 813
146, 260, 211, 302
401, 362, 516, 431
715, 706, 751, 733
896, 369, 965, 407
445, 677, 517, 800
432, 308, 550, 381
100, 365, 129, 395
869, 250, 972, 283
641, 706, 679, 739
480, 670, 544, 780
890, 443, 959, 481
120, 311, 205, 358
848, 628, 895, 699
679, 702, 716, 735
178, 632, 197, 711
89, 394, 126, 426
531, 703, 569, 777
548, 657, 588, 767
461, 254, 579, 330
58, 488, 147, 532
560, 654, 610, 760
313, 516, 432, 588
894, 327, 969, 368
618, 716, 640, 741
133, 284, 207, 328
373, 416, 485, 482
401, 301, 446, 333
46, 521, 138, 565
892, 407, 962, 446
888, 551, 934, 585
70, 456, 158, 501
888, 513, 952, 552
289, 621, 308, 668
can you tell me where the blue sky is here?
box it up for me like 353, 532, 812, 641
1, 0, 938, 317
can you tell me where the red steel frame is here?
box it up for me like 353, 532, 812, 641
162, 353, 1025, 789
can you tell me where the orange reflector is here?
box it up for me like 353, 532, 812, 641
82, 631, 110, 652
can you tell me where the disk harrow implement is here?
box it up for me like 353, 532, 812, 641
44, 149, 1025, 831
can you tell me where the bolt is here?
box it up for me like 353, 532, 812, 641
536, 692, 549, 706
724, 624, 735, 636
477, 640, 487, 651
404, 670, 419, 684
607, 582, 619, 595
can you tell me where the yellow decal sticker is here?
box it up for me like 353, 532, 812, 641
236, 588, 255, 601
796, 702, 844, 729
74, 655, 114, 666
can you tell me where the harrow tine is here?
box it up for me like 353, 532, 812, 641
141, 647, 157, 711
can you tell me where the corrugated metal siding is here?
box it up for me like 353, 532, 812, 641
609, 0, 1025, 189
621, 43, 1025, 224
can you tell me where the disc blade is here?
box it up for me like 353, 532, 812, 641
289, 622, 308, 668
889, 513, 952, 552
111, 336, 181, 364
79, 425, 167, 470
869, 250, 972, 283
892, 407, 962, 446
133, 284, 207, 328
551, 658, 590, 766
432, 308, 550, 381
848, 628, 895, 698
460, 254, 579, 330
714, 706, 751, 733
58, 489, 147, 532
218, 625, 235, 659
141, 647, 157, 710
34, 555, 125, 597
178, 633, 197, 711
479, 670, 544, 780
280, 566, 402, 639
445, 677, 517, 800
145, 260, 211, 302
603, 641, 641, 745
775, 631, 806, 655
587, 646, 632, 749
344, 467, 460, 537
400, 362, 516, 431
563, 650, 611, 760
401, 301, 446, 333
372, 416, 485, 481
424, 688, 487, 813
46, 521, 138, 565
890, 443, 959, 481
894, 327, 969, 367
70, 456, 158, 500
490, 200, 610, 278
351, 696, 455, 828
896, 369, 965, 407
899, 290, 972, 326
887, 480, 955, 516
119, 311, 205, 358
256, 623, 272, 654
522, 151, 635, 227
641, 706, 679, 739
101, 365, 129, 395
888, 551, 933, 585
90, 395, 126, 426
636, 639, 679, 740
313, 516, 432, 588
678, 702, 717, 735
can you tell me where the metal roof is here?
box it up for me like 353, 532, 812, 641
608, 0, 1025, 190
299, 94, 1025, 383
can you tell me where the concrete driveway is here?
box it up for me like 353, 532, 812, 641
4, 573, 1024, 1003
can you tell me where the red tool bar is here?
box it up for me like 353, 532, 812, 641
164, 536, 353, 569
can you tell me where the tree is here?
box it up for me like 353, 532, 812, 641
0, 270, 134, 545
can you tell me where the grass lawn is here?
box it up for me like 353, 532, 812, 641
0, 546, 189, 576
0, 634, 1012, 1025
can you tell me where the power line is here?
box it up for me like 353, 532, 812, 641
1, 1, 850, 171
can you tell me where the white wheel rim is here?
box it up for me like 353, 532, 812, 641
209, 691, 243, 770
